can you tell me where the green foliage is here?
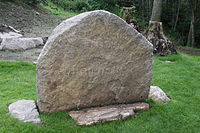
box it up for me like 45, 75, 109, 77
161, 2, 190, 46
87, 0, 118, 10
0, 53, 200, 133
47, 0, 121, 14
49, 0, 89, 12
87, 0, 121, 15
41, 2, 78, 16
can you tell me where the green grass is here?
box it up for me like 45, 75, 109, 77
0, 53, 200, 133
41, 2, 78, 17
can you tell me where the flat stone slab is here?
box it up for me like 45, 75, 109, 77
0, 37, 43, 51
149, 86, 170, 102
8, 100, 41, 124
68, 102, 149, 126
0, 32, 23, 39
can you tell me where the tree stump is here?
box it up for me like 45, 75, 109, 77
146, 21, 177, 56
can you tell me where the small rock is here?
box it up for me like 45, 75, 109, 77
33, 61, 37, 65
0, 32, 23, 39
149, 86, 170, 102
68, 103, 149, 126
35, 12, 40, 15
0, 37, 43, 51
164, 60, 173, 63
8, 100, 41, 124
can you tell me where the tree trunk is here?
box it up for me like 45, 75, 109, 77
187, 0, 195, 47
146, 0, 177, 56
187, 12, 195, 47
173, 0, 180, 31
151, 0, 162, 21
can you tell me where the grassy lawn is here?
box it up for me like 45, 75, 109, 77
0, 53, 200, 133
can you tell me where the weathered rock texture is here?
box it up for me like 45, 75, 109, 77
37, 10, 153, 113
69, 103, 149, 126
0, 37, 43, 51
149, 86, 170, 102
8, 100, 41, 124
0, 32, 23, 39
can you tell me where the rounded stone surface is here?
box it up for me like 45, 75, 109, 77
37, 10, 153, 113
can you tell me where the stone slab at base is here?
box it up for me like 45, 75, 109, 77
68, 102, 149, 126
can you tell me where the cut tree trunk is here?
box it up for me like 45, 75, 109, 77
187, 17, 195, 47
187, 0, 195, 47
147, 0, 176, 56
146, 21, 177, 56
151, 0, 162, 22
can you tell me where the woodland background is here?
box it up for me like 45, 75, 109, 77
17, 0, 200, 48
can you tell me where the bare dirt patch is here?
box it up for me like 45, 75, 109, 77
0, 1, 67, 37
0, 1, 72, 63
0, 46, 43, 63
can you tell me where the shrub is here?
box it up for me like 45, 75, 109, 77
50, 0, 89, 12
49, 0, 120, 13
86, 0, 121, 15
75, 0, 89, 11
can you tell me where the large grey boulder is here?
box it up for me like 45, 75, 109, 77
69, 103, 149, 126
0, 37, 43, 51
148, 86, 170, 102
8, 100, 41, 124
37, 10, 153, 113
